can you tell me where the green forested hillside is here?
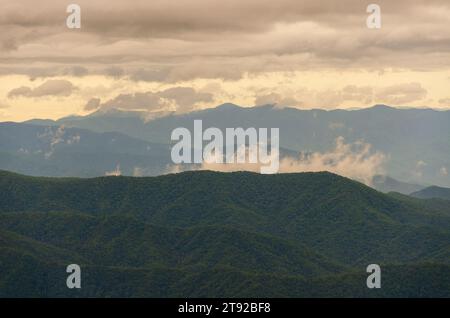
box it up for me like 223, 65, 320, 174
0, 170, 449, 297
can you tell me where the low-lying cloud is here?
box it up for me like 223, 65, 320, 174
105, 164, 122, 176
37, 125, 80, 158
167, 137, 386, 185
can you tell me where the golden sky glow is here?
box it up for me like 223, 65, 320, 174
1, 0, 450, 121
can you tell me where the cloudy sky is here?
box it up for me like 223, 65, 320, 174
1, 0, 450, 121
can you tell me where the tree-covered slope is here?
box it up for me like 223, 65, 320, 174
0, 170, 449, 297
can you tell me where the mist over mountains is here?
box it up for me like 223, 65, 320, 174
1, 104, 449, 297
0, 122, 171, 177
1, 104, 450, 190
2, 0, 450, 301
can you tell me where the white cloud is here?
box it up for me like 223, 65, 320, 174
414, 160, 427, 178
277, 137, 386, 185
37, 125, 80, 158
167, 137, 386, 185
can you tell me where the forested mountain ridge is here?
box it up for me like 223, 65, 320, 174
0, 170, 449, 297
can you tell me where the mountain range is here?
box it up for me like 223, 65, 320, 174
0, 170, 449, 297
0, 122, 171, 177
411, 186, 450, 201
2, 103, 447, 189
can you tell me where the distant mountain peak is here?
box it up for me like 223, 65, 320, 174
410, 185, 450, 200
215, 103, 243, 110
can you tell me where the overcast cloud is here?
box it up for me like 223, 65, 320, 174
1, 1, 450, 120
2, 0, 450, 80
